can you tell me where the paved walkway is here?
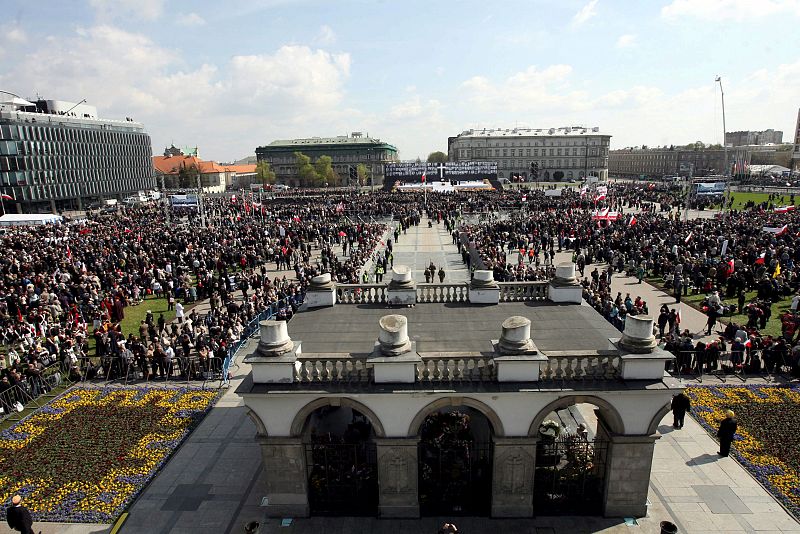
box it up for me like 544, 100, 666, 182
390, 218, 469, 283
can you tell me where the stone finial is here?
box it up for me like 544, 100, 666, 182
310, 273, 334, 289
498, 316, 537, 355
388, 265, 413, 287
255, 320, 294, 356
619, 315, 657, 353
378, 314, 412, 356
470, 270, 498, 288
552, 262, 579, 286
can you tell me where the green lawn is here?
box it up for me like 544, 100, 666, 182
119, 296, 176, 338
647, 277, 790, 338
725, 192, 797, 210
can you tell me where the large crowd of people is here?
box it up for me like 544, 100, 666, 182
3, 181, 800, 413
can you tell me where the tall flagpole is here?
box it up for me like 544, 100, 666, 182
716, 75, 730, 216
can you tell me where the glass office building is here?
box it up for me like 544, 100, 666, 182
0, 98, 155, 212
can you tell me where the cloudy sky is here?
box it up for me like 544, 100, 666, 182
2, 0, 799, 162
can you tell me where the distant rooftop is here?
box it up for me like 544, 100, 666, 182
0, 97, 144, 130
262, 132, 397, 149
454, 126, 609, 138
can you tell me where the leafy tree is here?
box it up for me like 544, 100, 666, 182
356, 163, 371, 186
294, 151, 319, 186
685, 141, 706, 149
553, 171, 564, 181
314, 155, 336, 186
427, 151, 448, 163
256, 160, 276, 185
177, 164, 200, 189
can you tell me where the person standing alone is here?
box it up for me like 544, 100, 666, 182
717, 409, 738, 457
671, 391, 691, 429
6, 495, 35, 534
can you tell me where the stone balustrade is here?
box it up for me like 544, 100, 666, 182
332, 281, 548, 304
295, 355, 372, 383
539, 351, 621, 380
288, 352, 623, 383
416, 355, 496, 381
336, 284, 387, 304
415, 283, 469, 303
498, 281, 549, 302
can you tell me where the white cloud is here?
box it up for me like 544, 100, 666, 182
572, 0, 599, 27
5, 27, 27, 44
178, 13, 206, 27
0, 25, 353, 160
89, 0, 164, 21
315, 25, 336, 45
661, 0, 800, 21
616, 34, 636, 48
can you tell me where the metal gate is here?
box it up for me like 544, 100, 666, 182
418, 440, 493, 516
533, 434, 609, 515
305, 442, 378, 516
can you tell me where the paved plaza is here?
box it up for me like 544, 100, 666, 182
2, 213, 798, 534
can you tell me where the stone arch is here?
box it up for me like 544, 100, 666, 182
290, 397, 386, 438
245, 406, 268, 437
407, 397, 505, 437
646, 401, 673, 435
528, 395, 626, 436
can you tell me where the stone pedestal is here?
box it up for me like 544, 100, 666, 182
305, 273, 336, 308
469, 270, 500, 304
548, 262, 582, 304
619, 315, 657, 353
257, 436, 310, 517
244, 320, 301, 383
491, 437, 538, 517
387, 265, 416, 306
596, 420, 659, 518
376, 438, 420, 518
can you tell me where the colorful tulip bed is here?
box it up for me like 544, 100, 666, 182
686, 385, 800, 519
0, 386, 219, 523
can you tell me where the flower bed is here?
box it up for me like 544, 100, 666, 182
0, 386, 218, 523
686, 385, 800, 519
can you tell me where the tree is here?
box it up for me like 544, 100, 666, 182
685, 141, 706, 149
553, 171, 564, 181
427, 151, 448, 163
256, 160, 276, 186
356, 163, 371, 186
294, 151, 319, 187
314, 155, 336, 187
177, 164, 199, 189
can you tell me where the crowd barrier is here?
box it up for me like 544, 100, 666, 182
669, 348, 798, 383
0, 360, 74, 424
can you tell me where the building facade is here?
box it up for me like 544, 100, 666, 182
0, 98, 155, 212
153, 153, 257, 193
255, 133, 399, 187
726, 129, 783, 147
240, 267, 678, 520
447, 127, 611, 181
610, 147, 731, 178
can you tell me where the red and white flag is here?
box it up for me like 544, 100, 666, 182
628, 215, 637, 227
762, 224, 788, 236
421, 172, 427, 183
774, 206, 796, 213
676, 307, 682, 325
66, 244, 72, 260
744, 338, 752, 348
684, 232, 693, 244
1, 194, 12, 201
755, 252, 766, 265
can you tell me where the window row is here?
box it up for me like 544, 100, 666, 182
0, 123, 150, 147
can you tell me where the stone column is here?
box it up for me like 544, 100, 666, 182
369, 314, 420, 383
597, 419, 659, 518
469, 270, 499, 304
376, 438, 420, 518
491, 436, 537, 517
386, 265, 416, 306
304, 273, 336, 308
547, 262, 582, 304
257, 436, 309, 518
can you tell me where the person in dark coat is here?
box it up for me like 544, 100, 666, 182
717, 409, 738, 457
6, 495, 34, 534
671, 392, 691, 429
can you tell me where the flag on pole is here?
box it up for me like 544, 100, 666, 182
774, 262, 782, 278
66, 244, 72, 260
628, 215, 637, 227
1, 194, 12, 201
421, 172, 427, 183
676, 307, 682, 325
684, 232, 693, 244
755, 252, 766, 265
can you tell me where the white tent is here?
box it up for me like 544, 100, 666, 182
0, 213, 63, 226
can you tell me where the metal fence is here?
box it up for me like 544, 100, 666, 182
0, 360, 75, 424
669, 348, 798, 383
